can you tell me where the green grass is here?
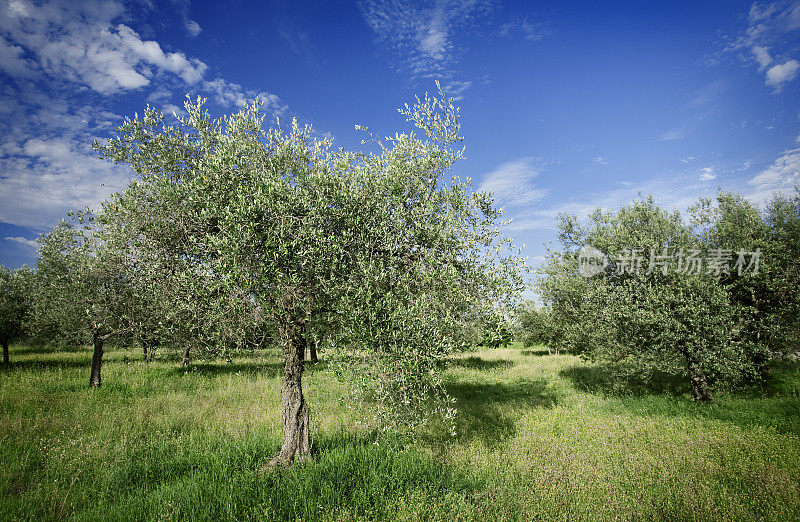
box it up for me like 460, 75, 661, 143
1, 343, 799, 521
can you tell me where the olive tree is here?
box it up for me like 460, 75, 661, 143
95, 111, 265, 366
32, 212, 132, 387
95, 86, 525, 465
0, 265, 32, 366
691, 190, 800, 370
537, 196, 758, 401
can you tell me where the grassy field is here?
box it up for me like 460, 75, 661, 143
1, 343, 799, 521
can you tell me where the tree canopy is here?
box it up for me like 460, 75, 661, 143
92, 85, 526, 464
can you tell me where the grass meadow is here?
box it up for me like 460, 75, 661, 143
1, 343, 799, 521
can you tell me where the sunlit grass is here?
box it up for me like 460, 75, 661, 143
1, 343, 798, 520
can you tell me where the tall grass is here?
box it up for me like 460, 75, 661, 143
1, 343, 798, 520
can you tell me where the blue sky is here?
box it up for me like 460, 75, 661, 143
1, 0, 799, 283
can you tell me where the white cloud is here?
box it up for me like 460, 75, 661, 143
594, 156, 608, 165
753, 45, 772, 68
0, 0, 207, 94
699, 167, 717, 181
4, 236, 38, 249
442, 79, 471, 100
748, 147, 800, 196
0, 35, 33, 76
0, 0, 296, 237
655, 128, 684, 141
202, 78, 287, 116
478, 157, 549, 208
727, 1, 800, 91
765, 59, 799, 88
359, 0, 495, 78
185, 20, 201, 38
500, 17, 550, 42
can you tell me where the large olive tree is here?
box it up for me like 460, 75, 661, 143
95, 87, 525, 465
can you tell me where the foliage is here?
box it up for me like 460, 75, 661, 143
93, 85, 526, 457
95, 109, 265, 363
480, 314, 514, 349
30, 211, 132, 347
691, 190, 800, 368
0, 265, 32, 363
515, 301, 555, 349
536, 195, 768, 401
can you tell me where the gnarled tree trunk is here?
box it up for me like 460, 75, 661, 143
3, 339, 9, 368
89, 332, 104, 388
268, 319, 310, 467
688, 365, 713, 402
181, 345, 191, 367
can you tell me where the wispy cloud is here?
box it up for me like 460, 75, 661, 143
655, 128, 685, 141
185, 20, 202, 38
499, 17, 550, 42
4, 236, 38, 249
202, 78, 287, 115
478, 157, 549, 208
725, 1, 800, 91
747, 147, 800, 200
699, 167, 717, 181
358, 0, 495, 80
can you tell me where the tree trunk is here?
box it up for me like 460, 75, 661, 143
689, 367, 713, 402
309, 335, 318, 364
3, 339, 9, 368
142, 343, 148, 362
268, 319, 311, 467
181, 345, 191, 367
89, 333, 104, 388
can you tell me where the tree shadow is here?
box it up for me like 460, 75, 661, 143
9, 344, 88, 355
167, 362, 284, 378
559, 364, 688, 397
426, 378, 557, 447
447, 356, 514, 371
4, 359, 91, 371
560, 360, 800, 436
520, 348, 551, 357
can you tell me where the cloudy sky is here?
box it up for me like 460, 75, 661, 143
1, 0, 799, 278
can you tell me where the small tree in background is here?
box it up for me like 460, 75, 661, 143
537, 196, 762, 401
0, 265, 33, 367
31, 212, 133, 387
516, 302, 557, 352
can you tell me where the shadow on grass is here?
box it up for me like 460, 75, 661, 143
167, 362, 284, 378
560, 365, 688, 398
4, 359, 90, 371
427, 378, 557, 447
560, 360, 800, 435
9, 344, 89, 355
521, 348, 550, 357
447, 356, 514, 371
